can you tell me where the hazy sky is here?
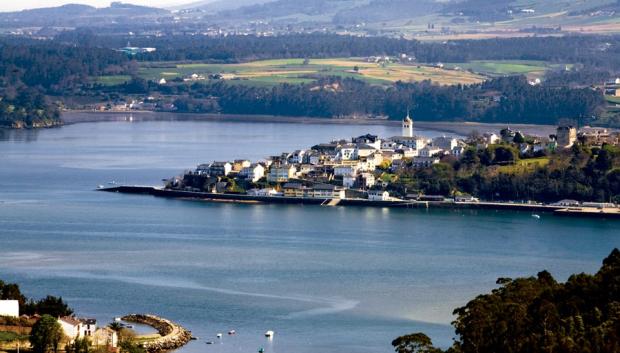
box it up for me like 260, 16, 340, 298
0, 1, 190, 12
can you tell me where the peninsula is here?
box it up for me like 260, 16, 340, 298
102, 114, 620, 218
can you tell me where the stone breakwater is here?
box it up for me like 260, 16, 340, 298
122, 314, 192, 353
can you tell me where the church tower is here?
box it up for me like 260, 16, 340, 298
402, 111, 413, 137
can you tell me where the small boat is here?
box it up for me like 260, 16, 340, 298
206, 341, 214, 345
258, 348, 264, 353
264, 330, 274, 338
228, 330, 236, 335
216, 333, 222, 339
113, 317, 121, 322
125, 325, 134, 329
532, 214, 541, 219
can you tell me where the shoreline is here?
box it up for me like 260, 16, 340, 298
99, 186, 620, 219
61, 110, 560, 137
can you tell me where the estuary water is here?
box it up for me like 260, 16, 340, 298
0, 119, 618, 353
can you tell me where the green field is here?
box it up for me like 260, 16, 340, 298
94, 75, 132, 86
134, 58, 486, 86
498, 157, 550, 174
446, 60, 568, 79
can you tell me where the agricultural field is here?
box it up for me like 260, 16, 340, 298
445, 60, 568, 79
135, 58, 486, 86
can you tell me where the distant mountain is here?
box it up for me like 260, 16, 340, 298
201, 0, 620, 32
205, 0, 440, 24
0, 2, 169, 27
172, 0, 272, 12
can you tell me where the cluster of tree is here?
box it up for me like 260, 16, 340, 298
0, 279, 73, 317
389, 143, 620, 203
0, 39, 132, 127
0, 40, 131, 91
123, 75, 603, 125
393, 248, 620, 353
0, 87, 60, 128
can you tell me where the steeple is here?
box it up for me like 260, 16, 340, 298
402, 110, 413, 137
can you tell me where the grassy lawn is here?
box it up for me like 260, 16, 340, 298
498, 157, 550, 174
128, 58, 485, 87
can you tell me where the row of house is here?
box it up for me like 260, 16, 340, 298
0, 300, 118, 350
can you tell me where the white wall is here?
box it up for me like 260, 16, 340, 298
0, 300, 19, 317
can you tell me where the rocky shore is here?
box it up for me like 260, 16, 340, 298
121, 314, 192, 353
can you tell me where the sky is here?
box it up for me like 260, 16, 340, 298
0, 1, 192, 12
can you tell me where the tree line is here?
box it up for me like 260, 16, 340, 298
387, 142, 620, 203
121, 75, 603, 125
393, 248, 620, 353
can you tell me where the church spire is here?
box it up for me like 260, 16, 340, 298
402, 109, 413, 138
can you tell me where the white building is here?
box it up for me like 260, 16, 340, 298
93, 327, 118, 348
402, 112, 413, 137
289, 150, 306, 164
419, 146, 444, 158
209, 162, 232, 176
368, 190, 390, 201
337, 144, 358, 161
0, 300, 19, 317
334, 164, 359, 177
80, 318, 97, 337
59, 317, 82, 340
432, 136, 458, 150
239, 164, 265, 182
267, 165, 297, 183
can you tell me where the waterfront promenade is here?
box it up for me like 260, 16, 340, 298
99, 185, 620, 219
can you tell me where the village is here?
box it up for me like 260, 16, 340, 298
0, 300, 191, 353
166, 113, 620, 205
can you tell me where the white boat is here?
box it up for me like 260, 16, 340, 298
228, 330, 236, 335
264, 330, 274, 338
114, 317, 121, 322
532, 214, 541, 219
216, 333, 222, 339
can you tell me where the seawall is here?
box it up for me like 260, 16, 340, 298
121, 314, 192, 353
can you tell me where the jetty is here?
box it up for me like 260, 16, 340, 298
121, 314, 192, 353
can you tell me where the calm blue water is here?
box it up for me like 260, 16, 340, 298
0, 120, 618, 353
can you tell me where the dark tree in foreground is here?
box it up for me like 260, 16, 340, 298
30, 315, 63, 353
393, 248, 620, 353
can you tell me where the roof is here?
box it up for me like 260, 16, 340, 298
79, 318, 97, 325
211, 161, 231, 166
60, 316, 81, 326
